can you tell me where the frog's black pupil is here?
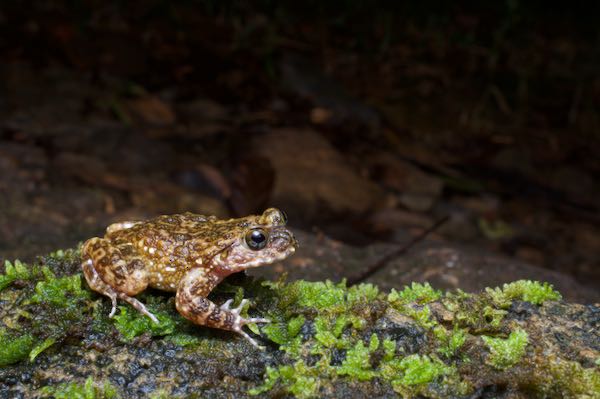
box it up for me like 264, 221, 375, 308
247, 229, 267, 250
251, 231, 266, 243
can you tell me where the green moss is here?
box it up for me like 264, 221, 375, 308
404, 305, 437, 329
0, 260, 34, 291
255, 279, 469, 397
486, 280, 561, 308
380, 353, 456, 398
112, 304, 177, 341
394, 354, 450, 386
0, 330, 36, 366
29, 336, 57, 362
30, 269, 91, 306
262, 314, 305, 355
249, 360, 319, 399
388, 282, 442, 305
40, 376, 117, 399
289, 280, 347, 311
434, 326, 467, 358
263, 315, 305, 345
443, 290, 507, 332
347, 283, 379, 305
481, 327, 528, 369
336, 335, 380, 381
313, 316, 338, 348
148, 390, 170, 399
266, 279, 380, 314
531, 356, 600, 397
0, 264, 100, 365
164, 333, 202, 347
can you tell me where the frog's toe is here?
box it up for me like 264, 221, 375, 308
117, 293, 160, 324
244, 317, 270, 324
108, 293, 118, 318
236, 328, 264, 349
220, 299, 234, 311
146, 312, 160, 324
230, 299, 250, 316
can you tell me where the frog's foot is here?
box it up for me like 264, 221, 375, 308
117, 292, 160, 324
82, 259, 120, 319
221, 299, 270, 348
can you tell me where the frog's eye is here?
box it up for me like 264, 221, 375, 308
245, 229, 268, 250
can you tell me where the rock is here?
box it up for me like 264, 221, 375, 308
279, 53, 381, 133
252, 230, 599, 304
366, 208, 435, 237
125, 94, 176, 126
368, 153, 443, 212
251, 129, 384, 220
0, 250, 597, 398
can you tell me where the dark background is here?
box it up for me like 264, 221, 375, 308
1, 1, 598, 301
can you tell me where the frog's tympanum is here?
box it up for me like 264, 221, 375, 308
81, 208, 297, 347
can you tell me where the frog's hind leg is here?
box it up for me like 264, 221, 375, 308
81, 237, 158, 324
82, 258, 119, 317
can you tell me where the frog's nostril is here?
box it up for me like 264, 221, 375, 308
272, 231, 295, 251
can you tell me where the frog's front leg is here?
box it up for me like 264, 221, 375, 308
81, 237, 158, 323
175, 268, 270, 348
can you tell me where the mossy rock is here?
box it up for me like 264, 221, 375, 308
0, 250, 598, 398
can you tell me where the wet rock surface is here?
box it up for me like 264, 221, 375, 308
0, 250, 598, 398
253, 230, 599, 304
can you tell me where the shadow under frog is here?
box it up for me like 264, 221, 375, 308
81, 208, 297, 348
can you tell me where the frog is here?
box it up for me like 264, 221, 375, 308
81, 208, 297, 348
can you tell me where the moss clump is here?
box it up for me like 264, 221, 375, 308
404, 304, 437, 329
165, 333, 203, 347
29, 269, 91, 306
256, 279, 470, 398
486, 280, 561, 308
0, 260, 97, 365
530, 355, 600, 397
112, 303, 178, 341
481, 327, 528, 370
443, 289, 507, 332
388, 282, 442, 305
0, 260, 35, 291
381, 354, 451, 387
40, 376, 117, 399
337, 334, 380, 380
0, 330, 36, 366
262, 314, 305, 351
270, 280, 378, 313
249, 360, 320, 399
434, 326, 467, 358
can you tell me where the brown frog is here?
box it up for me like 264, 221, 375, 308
81, 208, 297, 347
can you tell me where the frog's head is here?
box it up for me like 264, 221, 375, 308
212, 208, 298, 275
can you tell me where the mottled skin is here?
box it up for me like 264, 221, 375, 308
81, 208, 297, 347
